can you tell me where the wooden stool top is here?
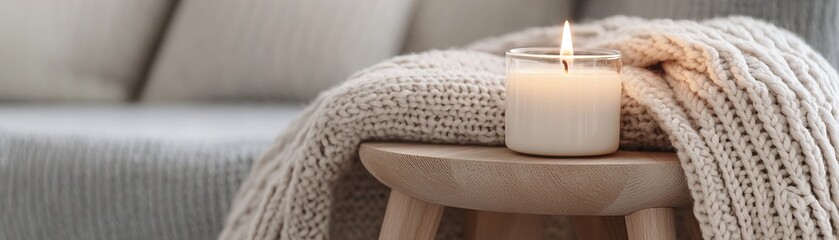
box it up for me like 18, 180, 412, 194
359, 142, 691, 216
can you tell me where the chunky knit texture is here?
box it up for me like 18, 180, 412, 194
220, 16, 839, 239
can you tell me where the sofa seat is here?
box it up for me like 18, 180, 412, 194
0, 104, 304, 240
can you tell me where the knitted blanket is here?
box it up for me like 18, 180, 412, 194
220, 16, 839, 239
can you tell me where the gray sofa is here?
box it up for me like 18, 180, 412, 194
1, 0, 835, 239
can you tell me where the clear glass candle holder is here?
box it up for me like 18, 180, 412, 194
505, 48, 622, 156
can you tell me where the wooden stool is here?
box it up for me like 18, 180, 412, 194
359, 142, 692, 240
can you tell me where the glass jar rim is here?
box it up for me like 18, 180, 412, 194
506, 47, 621, 60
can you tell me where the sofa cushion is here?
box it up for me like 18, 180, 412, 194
0, 0, 172, 101
402, 0, 573, 53
142, 0, 414, 102
0, 104, 304, 240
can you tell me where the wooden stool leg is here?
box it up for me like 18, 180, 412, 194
572, 216, 628, 240
464, 210, 545, 240
379, 190, 444, 240
625, 208, 676, 240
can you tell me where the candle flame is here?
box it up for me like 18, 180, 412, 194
560, 20, 573, 56
560, 20, 573, 73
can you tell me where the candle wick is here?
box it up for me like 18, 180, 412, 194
562, 59, 569, 73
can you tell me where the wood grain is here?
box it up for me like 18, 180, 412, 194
625, 208, 676, 240
464, 210, 545, 240
359, 142, 690, 216
379, 190, 444, 240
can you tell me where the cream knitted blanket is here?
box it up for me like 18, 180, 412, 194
220, 16, 839, 239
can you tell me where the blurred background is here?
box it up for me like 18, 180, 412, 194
0, 0, 836, 239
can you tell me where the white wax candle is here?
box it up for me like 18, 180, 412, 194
505, 67, 621, 156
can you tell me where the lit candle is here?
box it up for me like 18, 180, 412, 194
505, 21, 622, 156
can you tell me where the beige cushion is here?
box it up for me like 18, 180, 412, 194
402, 0, 572, 53
0, 0, 171, 101
143, 0, 414, 102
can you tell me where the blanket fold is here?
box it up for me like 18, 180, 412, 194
221, 16, 839, 239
